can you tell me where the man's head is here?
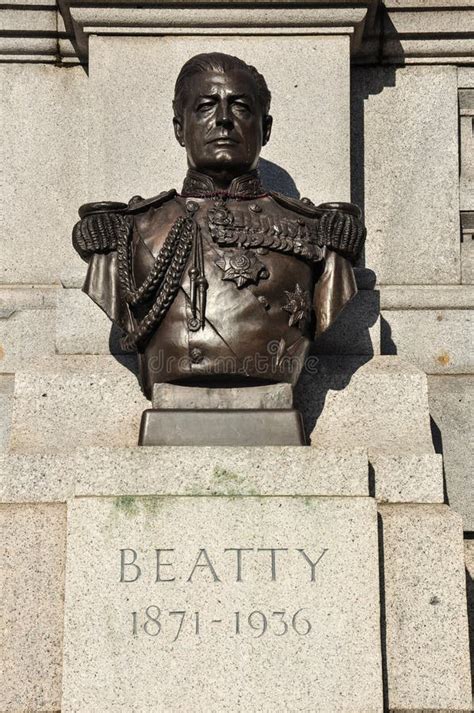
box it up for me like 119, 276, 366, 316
173, 53, 272, 183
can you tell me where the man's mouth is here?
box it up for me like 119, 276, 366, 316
208, 137, 239, 145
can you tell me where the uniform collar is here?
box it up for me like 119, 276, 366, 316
181, 169, 266, 199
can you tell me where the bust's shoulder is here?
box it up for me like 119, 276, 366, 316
269, 191, 322, 219
77, 189, 178, 219
126, 189, 178, 215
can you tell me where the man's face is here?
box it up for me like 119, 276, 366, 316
174, 69, 272, 178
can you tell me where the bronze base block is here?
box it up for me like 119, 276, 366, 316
138, 409, 306, 446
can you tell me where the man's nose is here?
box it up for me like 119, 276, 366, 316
215, 103, 234, 129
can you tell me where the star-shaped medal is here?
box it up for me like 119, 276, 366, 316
282, 283, 311, 327
215, 248, 269, 289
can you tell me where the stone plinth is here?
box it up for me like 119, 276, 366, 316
296, 356, 434, 454
62, 495, 383, 712
8, 357, 147, 453
1, 503, 66, 712
380, 504, 472, 712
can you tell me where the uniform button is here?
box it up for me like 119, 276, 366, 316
249, 203, 262, 213
190, 347, 203, 364
258, 296, 271, 310
186, 201, 199, 214
187, 316, 200, 332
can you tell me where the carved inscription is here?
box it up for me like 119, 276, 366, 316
131, 606, 312, 640
119, 546, 328, 641
120, 547, 328, 583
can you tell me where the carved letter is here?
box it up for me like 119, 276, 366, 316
187, 548, 221, 582
297, 548, 328, 581
224, 548, 254, 582
120, 548, 141, 582
257, 548, 288, 581
155, 549, 175, 582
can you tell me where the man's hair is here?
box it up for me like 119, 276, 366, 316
173, 52, 271, 119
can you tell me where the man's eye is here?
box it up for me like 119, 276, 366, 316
197, 102, 214, 112
233, 102, 251, 113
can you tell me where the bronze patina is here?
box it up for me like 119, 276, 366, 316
73, 53, 365, 400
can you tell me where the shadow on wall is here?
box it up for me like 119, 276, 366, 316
258, 158, 300, 198
466, 549, 474, 701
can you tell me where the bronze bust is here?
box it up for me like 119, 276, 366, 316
73, 53, 365, 400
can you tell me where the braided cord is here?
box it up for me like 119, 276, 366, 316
117, 216, 186, 306
121, 218, 195, 352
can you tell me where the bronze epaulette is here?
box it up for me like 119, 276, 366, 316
269, 192, 323, 219
126, 189, 177, 214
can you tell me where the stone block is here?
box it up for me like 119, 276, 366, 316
380, 284, 474, 310
0, 375, 14, 451
88, 34, 351, 203
352, 65, 460, 284
458, 67, 474, 88
313, 289, 380, 356
295, 356, 434, 454
379, 504, 472, 712
0, 305, 56, 374
55, 287, 124, 355
62, 495, 382, 712
381, 309, 473, 375
428, 376, 474, 530
0, 503, 66, 712
1, 64, 88, 284
462, 222, 474, 284
8, 356, 147, 453
0, 285, 58, 316
0, 447, 369, 503
152, 382, 293, 409
370, 452, 444, 504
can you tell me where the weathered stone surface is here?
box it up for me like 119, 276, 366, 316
313, 289, 380, 356
153, 382, 293, 410
88, 35, 351, 204
370, 452, 444, 504
0, 447, 369, 502
0, 307, 56, 374
62, 495, 382, 712
0, 375, 14, 451
8, 357, 147, 453
428, 375, 474, 530
380, 504, 472, 712
55, 287, 122, 355
458, 67, 474, 88
352, 65, 459, 284
1, 64, 88, 284
297, 356, 434, 454
381, 309, 473, 374
0, 285, 58, 317
380, 284, 474, 310
0, 503, 66, 712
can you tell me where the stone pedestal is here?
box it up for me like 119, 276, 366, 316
62, 493, 383, 712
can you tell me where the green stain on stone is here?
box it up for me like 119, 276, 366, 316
212, 466, 243, 483
115, 495, 139, 516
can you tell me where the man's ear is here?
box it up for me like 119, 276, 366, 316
262, 115, 273, 146
173, 117, 185, 147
